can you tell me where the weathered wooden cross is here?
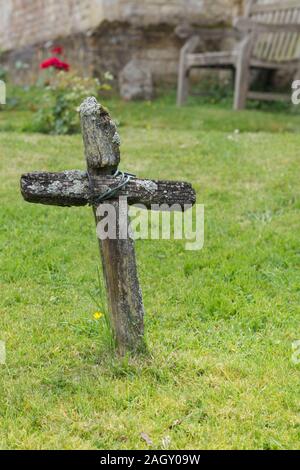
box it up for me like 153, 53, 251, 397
21, 97, 196, 355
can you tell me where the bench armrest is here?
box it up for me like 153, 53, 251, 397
181, 35, 202, 54
175, 23, 241, 41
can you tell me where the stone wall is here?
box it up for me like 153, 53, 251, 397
0, 0, 244, 86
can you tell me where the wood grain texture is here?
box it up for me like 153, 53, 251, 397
79, 97, 120, 173
97, 200, 145, 355
20, 171, 196, 209
80, 97, 145, 355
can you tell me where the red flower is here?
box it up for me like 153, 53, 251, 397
40, 57, 70, 71
56, 60, 70, 71
51, 46, 63, 55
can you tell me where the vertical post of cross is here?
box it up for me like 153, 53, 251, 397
79, 97, 145, 355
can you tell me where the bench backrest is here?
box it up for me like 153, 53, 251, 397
247, 0, 300, 62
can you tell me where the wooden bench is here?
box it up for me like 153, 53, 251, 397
177, 0, 300, 110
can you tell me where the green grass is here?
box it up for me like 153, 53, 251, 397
0, 91, 300, 450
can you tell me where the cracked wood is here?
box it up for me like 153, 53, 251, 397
20, 171, 196, 209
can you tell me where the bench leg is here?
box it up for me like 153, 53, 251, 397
234, 61, 250, 111
177, 36, 200, 107
177, 61, 189, 106
233, 35, 254, 111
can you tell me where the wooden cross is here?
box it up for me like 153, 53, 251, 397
20, 97, 196, 355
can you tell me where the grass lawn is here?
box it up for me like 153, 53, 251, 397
0, 92, 300, 450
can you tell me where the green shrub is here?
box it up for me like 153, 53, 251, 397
31, 72, 112, 134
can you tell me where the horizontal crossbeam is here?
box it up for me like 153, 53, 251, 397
21, 171, 196, 210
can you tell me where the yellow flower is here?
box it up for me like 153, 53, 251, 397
93, 312, 103, 320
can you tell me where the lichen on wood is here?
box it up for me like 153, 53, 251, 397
21, 171, 196, 209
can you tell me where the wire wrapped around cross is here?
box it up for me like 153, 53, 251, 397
86, 170, 136, 206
